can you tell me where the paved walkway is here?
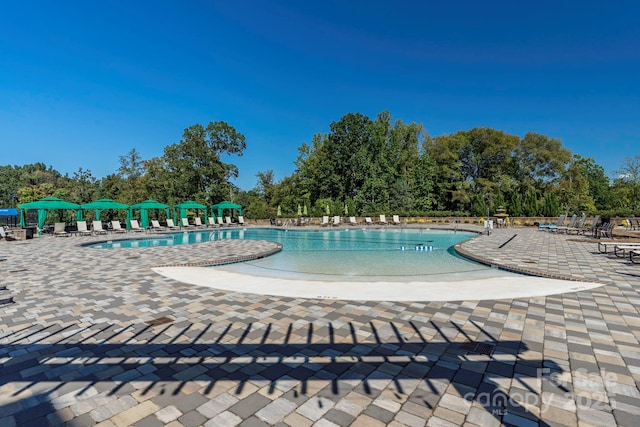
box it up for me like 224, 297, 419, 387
1, 226, 639, 426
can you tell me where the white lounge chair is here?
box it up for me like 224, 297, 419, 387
110, 220, 127, 233
238, 216, 245, 226
0, 226, 17, 241
76, 221, 92, 236
332, 216, 341, 226
217, 216, 224, 227
614, 244, 640, 258
207, 217, 218, 228
165, 218, 180, 230
225, 216, 236, 226
194, 217, 205, 227
53, 222, 69, 237
392, 215, 401, 225
92, 221, 108, 235
321, 216, 330, 227
181, 218, 194, 228
365, 217, 373, 226
379, 215, 388, 225
129, 219, 145, 233
597, 241, 640, 253
348, 216, 357, 226
150, 220, 166, 232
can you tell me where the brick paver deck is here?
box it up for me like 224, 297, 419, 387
1, 225, 639, 426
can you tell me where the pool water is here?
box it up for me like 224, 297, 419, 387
90, 228, 515, 282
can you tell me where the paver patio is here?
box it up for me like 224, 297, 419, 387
1, 225, 639, 426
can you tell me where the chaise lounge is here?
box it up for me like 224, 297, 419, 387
54, 222, 70, 237
92, 221, 108, 235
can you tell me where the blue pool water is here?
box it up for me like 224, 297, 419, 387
89, 228, 511, 281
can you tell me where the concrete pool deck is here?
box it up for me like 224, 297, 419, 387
1, 225, 640, 426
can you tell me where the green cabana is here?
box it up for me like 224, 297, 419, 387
210, 200, 243, 219
80, 198, 130, 221
129, 200, 170, 229
19, 197, 82, 235
174, 200, 207, 222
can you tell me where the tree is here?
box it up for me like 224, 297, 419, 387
255, 170, 276, 205
560, 155, 596, 214
0, 165, 22, 207
118, 148, 145, 203
68, 167, 97, 203
162, 121, 246, 203
616, 155, 640, 211
514, 132, 571, 190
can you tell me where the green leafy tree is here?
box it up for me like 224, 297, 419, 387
162, 121, 246, 204
118, 148, 145, 203
0, 165, 22, 207
514, 132, 571, 189
616, 155, 640, 211
561, 155, 596, 214
67, 167, 98, 204
255, 170, 276, 205
411, 146, 437, 211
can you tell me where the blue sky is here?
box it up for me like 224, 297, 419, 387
1, 1, 638, 190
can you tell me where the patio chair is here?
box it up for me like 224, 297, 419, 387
129, 219, 146, 233
92, 221, 108, 235
565, 214, 587, 234
379, 215, 388, 225
348, 216, 358, 226
207, 217, 218, 228
150, 220, 166, 232
238, 216, 245, 226
595, 222, 613, 239
630, 249, 640, 264
165, 218, 180, 230
181, 218, 194, 228
550, 214, 577, 233
76, 221, 92, 236
321, 216, 330, 227
225, 216, 237, 226
582, 215, 601, 237
596, 240, 640, 253
332, 216, 341, 226
392, 215, 401, 225
0, 226, 17, 241
110, 220, 127, 234
613, 243, 640, 258
365, 217, 373, 226
53, 222, 69, 237
217, 216, 225, 227
194, 217, 205, 227
539, 215, 565, 231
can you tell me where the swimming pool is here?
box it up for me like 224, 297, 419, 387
89, 227, 517, 282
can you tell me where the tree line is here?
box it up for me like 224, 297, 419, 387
1, 112, 639, 220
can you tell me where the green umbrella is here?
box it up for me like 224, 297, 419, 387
303, 204, 308, 216
277, 205, 281, 216
325, 204, 330, 215
344, 204, 348, 215
297, 204, 302, 216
